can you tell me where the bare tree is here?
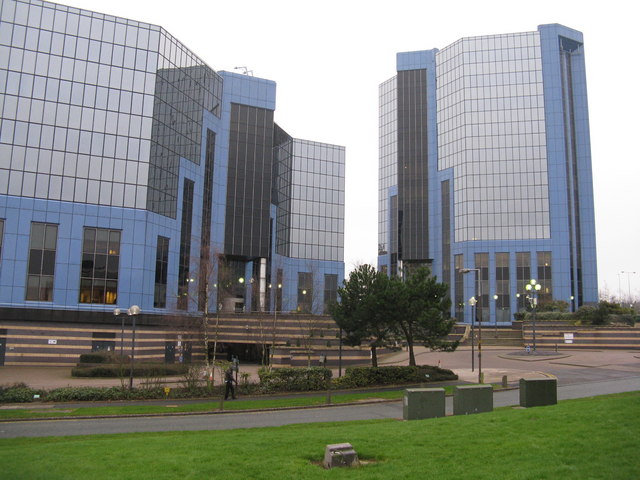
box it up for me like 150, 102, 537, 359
180, 246, 230, 390
267, 260, 287, 370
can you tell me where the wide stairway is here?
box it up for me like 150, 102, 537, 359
459, 325, 524, 347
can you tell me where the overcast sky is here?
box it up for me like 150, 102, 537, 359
64, 0, 640, 300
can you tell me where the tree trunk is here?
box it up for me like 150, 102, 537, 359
408, 342, 416, 366
399, 323, 417, 366
370, 345, 378, 367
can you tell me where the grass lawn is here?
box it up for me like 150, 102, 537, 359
1, 392, 638, 480
0, 387, 461, 420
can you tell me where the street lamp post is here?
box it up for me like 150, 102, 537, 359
493, 293, 499, 335
127, 305, 141, 390
338, 328, 343, 378
268, 282, 282, 368
621, 271, 636, 307
460, 268, 482, 383
525, 279, 541, 352
113, 308, 125, 358
468, 296, 476, 372
570, 295, 575, 313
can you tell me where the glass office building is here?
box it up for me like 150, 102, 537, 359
0, 0, 344, 364
378, 25, 597, 324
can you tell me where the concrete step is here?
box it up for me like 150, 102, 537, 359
479, 338, 523, 346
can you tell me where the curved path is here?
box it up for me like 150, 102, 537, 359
1, 348, 638, 438
1, 376, 639, 439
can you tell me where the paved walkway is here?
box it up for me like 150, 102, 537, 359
2, 376, 639, 438
1, 346, 638, 390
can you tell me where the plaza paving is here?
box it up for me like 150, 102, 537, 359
1, 346, 638, 390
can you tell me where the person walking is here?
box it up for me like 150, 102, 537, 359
224, 367, 237, 400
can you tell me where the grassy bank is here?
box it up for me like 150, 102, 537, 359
0, 389, 406, 419
1, 391, 638, 479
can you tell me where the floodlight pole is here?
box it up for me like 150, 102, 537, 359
127, 305, 141, 390
525, 280, 541, 351
460, 268, 482, 383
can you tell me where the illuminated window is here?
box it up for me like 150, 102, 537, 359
537, 251, 552, 304
79, 227, 120, 304
297, 272, 313, 313
323, 274, 338, 313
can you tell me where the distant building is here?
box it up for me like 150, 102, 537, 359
378, 24, 597, 324
0, 0, 344, 365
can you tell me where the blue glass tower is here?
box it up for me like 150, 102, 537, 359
378, 24, 597, 324
0, 0, 344, 364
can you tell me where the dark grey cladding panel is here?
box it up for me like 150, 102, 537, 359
224, 103, 275, 259
397, 69, 429, 262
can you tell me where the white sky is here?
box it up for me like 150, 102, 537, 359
64, 0, 640, 300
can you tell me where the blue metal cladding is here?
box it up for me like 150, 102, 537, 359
539, 24, 598, 305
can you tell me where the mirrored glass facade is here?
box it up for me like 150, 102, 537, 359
378, 76, 397, 259
0, 0, 345, 365
274, 135, 345, 263
379, 25, 598, 324
437, 32, 549, 242
0, 0, 221, 217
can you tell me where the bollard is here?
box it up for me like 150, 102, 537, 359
502, 375, 508, 388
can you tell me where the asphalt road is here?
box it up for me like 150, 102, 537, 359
2, 376, 639, 439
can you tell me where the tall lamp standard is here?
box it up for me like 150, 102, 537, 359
525, 279, 541, 351
621, 271, 637, 307
468, 296, 476, 373
113, 308, 125, 358
127, 305, 141, 390
268, 282, 282, 368
493, 293, 499, 335
460, 268, 482, 383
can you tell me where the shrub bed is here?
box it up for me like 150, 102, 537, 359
45, 386, 171, 402
0, 383, 45, 403
72, 363, 189, 378
335, 365, 457, 388
258, 367, 332, 393
1, 364, 457, 403
78, 352, 125, 364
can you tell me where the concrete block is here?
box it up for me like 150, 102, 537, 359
519, 378, 557, 407
403, 388, 446, 420
453, 385, 493, 415
323, 443, 359, 469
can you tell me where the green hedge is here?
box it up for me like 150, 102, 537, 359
72, 363, 189, 377
335, 365, 458, 388
78, 352, 126, 364
0, 383, 216, 403
258, 367, 332, 393
45, 386, 171, 402
517, 312, 575, 321
0, 383, 44, 403
608, 314, 638, 326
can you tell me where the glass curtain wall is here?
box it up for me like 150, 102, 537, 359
436, 31, 550, 243
0, 0, 222, 218
378, 76, 397, 259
